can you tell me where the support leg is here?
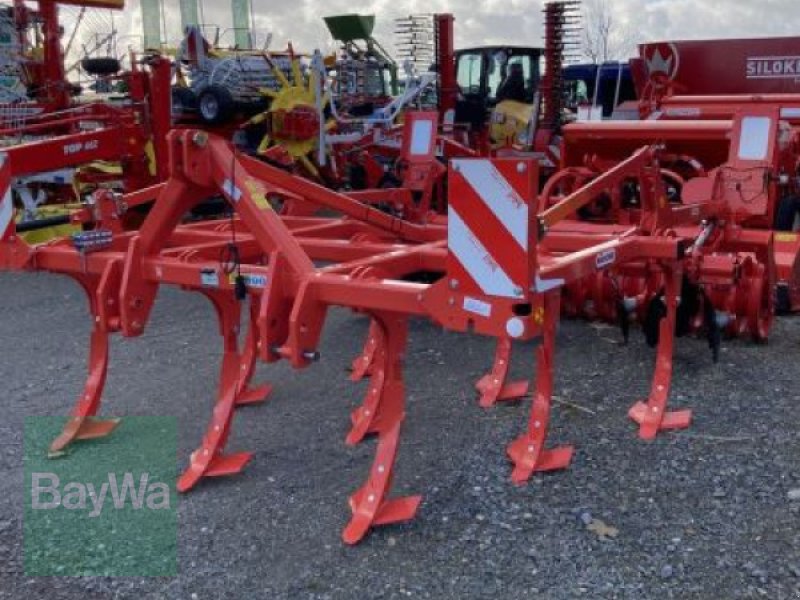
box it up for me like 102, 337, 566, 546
178, 293, 254, 492
507, 292, 574, 485
342, 312, 421, 544
628, 266, 692, 440
475, 337, 530, 408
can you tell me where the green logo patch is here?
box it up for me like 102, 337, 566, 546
24, 416, 177, 577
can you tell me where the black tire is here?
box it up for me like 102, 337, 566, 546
197, 85, 235, 125
775, 195, 800, 231
171, 86, 198, 119
81, 57, 121, 77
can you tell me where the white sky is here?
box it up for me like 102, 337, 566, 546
62, 0, 800, 59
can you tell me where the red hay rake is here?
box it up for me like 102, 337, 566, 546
0, 125, 760, 544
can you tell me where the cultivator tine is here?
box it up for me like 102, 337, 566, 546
350, 320, 380, 382
342, 313, 421, 544
235, 299, 272, 406
628, 266, 693, 440
507, 292, 574, 484
50, 262, 123, 454
178, 292, 254, 492
475, 337, 530, 408
347, 315, 407, 445
346, 322, 388, 445
50, 326, 118, 454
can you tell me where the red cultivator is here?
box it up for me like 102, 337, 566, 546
0, 116, 777, 542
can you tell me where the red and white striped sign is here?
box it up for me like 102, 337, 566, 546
0, 154, 13, 241
447, 158, 536, 300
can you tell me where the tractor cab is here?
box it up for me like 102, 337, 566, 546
562, 62, 637, 120
454, 46, 543, 129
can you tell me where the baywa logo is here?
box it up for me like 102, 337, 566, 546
31, 472, 171, 517
24, 416, 178, 577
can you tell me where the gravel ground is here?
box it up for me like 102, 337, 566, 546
0, 271, 798, 599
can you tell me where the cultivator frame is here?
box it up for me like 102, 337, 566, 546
3, 124, 743, 543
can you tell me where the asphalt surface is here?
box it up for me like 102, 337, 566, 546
0, 271, 798, 599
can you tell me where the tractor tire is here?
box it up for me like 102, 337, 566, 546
171, 87, 198, 119
198, 85, 235, 125
774, 195, 800, 231
81, 57, 122, 77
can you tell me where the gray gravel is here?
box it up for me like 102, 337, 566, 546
0, 272, 798, 599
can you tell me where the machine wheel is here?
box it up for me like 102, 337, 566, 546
81, 57, 122, 76
198, 85, 235, 125
774, 195, 800, 231
172, 87, 198, 119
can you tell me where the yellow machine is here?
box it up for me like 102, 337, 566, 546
246, 57, 332, 177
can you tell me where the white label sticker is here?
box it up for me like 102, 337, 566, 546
229, 273, 267, 288
463, 296, 492, 318
596, 249, 617, 270
222, 179, 243, 202
200, 269, 219, 287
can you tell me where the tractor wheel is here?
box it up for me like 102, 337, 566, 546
81, 57, 122, 77
172, 87, 198, 119
198, 85, 235, 125
774, 195, 800, 231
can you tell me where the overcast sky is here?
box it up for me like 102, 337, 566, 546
67, 0, 800, 59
